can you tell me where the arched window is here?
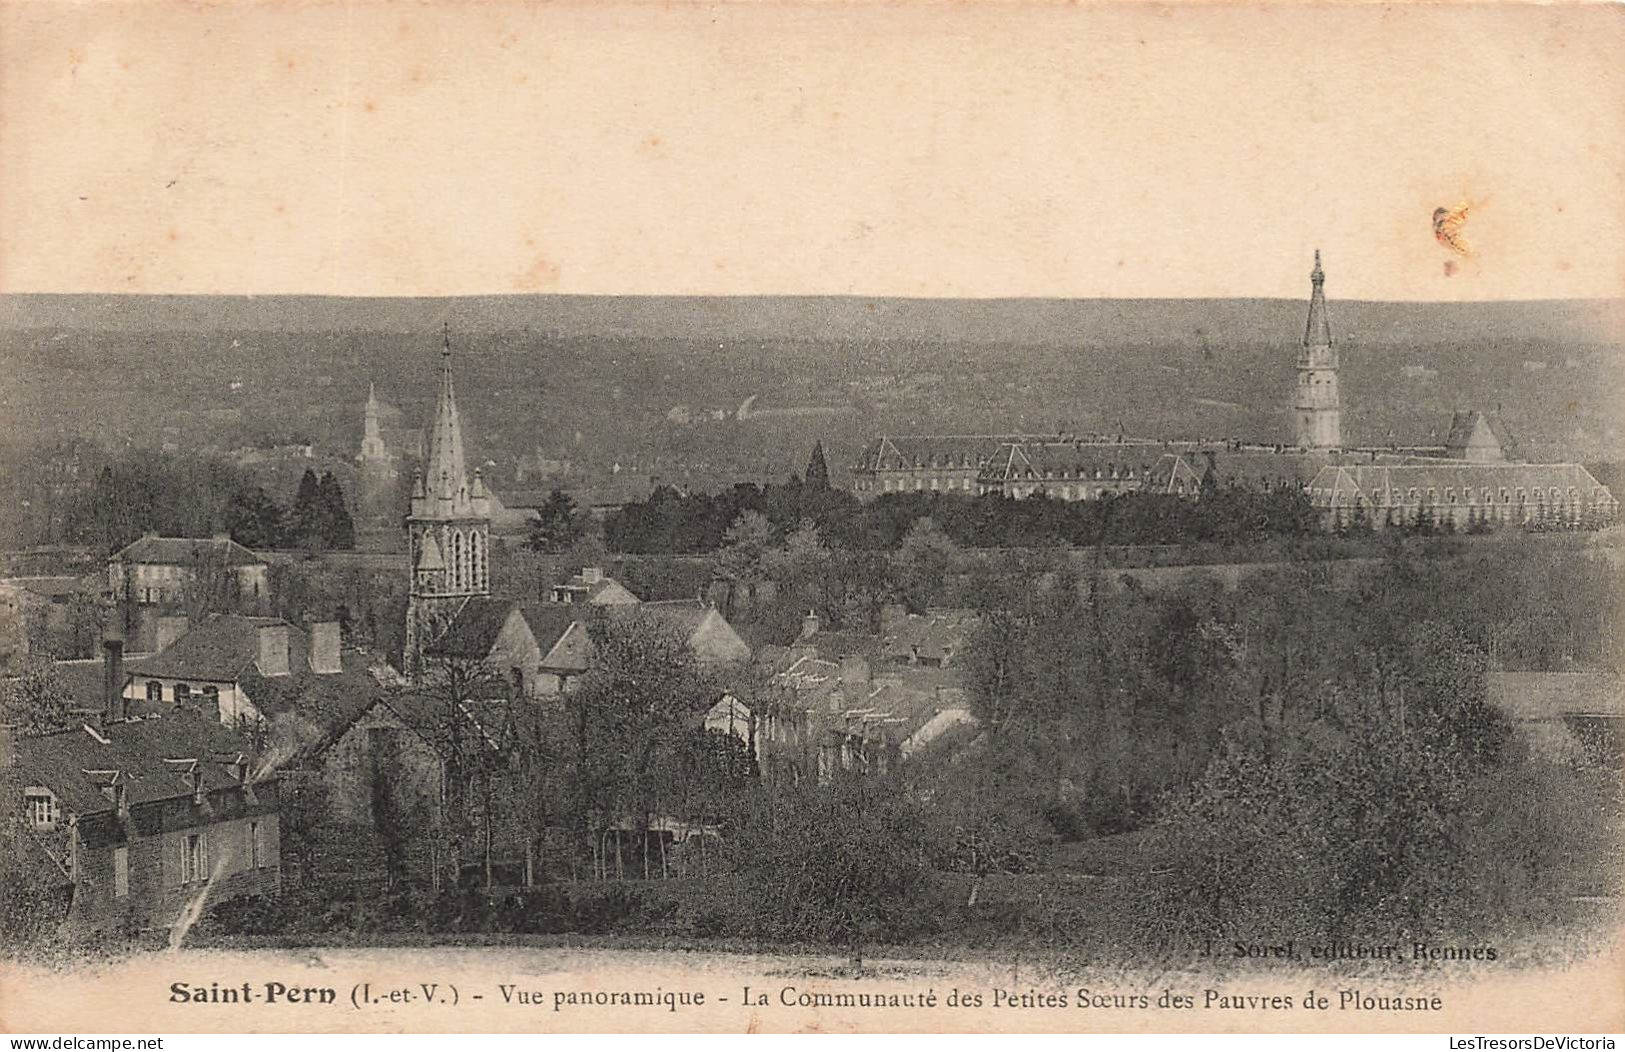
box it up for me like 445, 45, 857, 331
470, 531, 484, 590
452, 530, 466, 589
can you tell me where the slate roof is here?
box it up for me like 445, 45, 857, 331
424, 597, 517, 659
14, 713, 262, 816
1488, 672, 1625, 721
423, 599, 588, 665
239, 650, 387, 736
979, 444, 1322, 493
1307, 463, 1615, 508
1444, 411, 1519, 459
51, 656, 128, 708
520, 603, 584, 655
110, 535, 266, 568
130, 614, 297, 683
630, 599, 712, 637
856, 434, 1046, 474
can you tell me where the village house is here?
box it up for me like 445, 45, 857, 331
881, 608, 979, 668
107, 532, 270, 609
419, 593, 749, 699
734, 643, 976, 786
8, 638, 282, 932
123, 614, 380, 732
547, 567, 639, 606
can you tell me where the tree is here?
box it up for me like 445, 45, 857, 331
894, 516, 958, 613
712, 511, 776, 620
394, 655, 514, 890
223, 485, 286, 549
566, 611, 724, 879
316, 473, 356, 550
804, 441, 831, 489
288, 469, 323, 549
0, 658, 78, 737
526, 488, 586, 554
912, 740, 1054, 905
728, 774, 932, 970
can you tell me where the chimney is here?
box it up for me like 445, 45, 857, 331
799, 610, 821, 641
102, 633, 126, 724
309, 621, 341, 675
256, 623, 290, 677
155, 614, 189, 653
580, 567, 603, 585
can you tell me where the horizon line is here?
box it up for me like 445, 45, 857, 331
2, 291, 1623, 306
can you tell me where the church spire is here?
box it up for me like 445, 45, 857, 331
1293, 249, 1341, 450
424, 322, 469, 504
1303, 249, 1332, 349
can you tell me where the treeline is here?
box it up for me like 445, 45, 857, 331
604, 479, 1318, 554
61, 455, 355, 553
942, 537, 1623, 946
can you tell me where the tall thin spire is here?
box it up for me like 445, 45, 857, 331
1303, 248, 1332, 348
424, 324, 468, 502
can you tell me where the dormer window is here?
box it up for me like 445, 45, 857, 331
25, 789, 59, 830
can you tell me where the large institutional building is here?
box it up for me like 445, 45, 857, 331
849, 252, 1618, 530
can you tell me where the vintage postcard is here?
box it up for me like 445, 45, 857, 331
1, 0, 1622, 1037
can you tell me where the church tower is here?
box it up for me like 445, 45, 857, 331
1293, 249, 1341, 450
403, 325, 492, 677
360, 383, 389, 466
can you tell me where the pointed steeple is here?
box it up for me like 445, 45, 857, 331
1303, 249, 1332, 348
425, 322, 469, 503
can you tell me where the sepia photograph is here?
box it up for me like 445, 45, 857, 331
0, 0, 1621, 1038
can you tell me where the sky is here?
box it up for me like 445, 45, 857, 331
2, 2, 1622, 302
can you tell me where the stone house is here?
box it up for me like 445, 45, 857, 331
124, 614, 372, 731
9, 675, 282, 933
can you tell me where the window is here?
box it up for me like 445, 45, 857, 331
1499, 487, 1509, 503
175, 683, 190, 702
181, 833, 208, 884
146, 680, 162, 705
249, 821, 261, 869
1446, 488, 1456, 503
26, 791, 58, 830
114, 847, 129, 899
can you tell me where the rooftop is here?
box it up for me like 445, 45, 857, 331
14, 712, 263, 816
111, 534, 266, 568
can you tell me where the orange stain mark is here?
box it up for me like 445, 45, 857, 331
515, 255, 561, 291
